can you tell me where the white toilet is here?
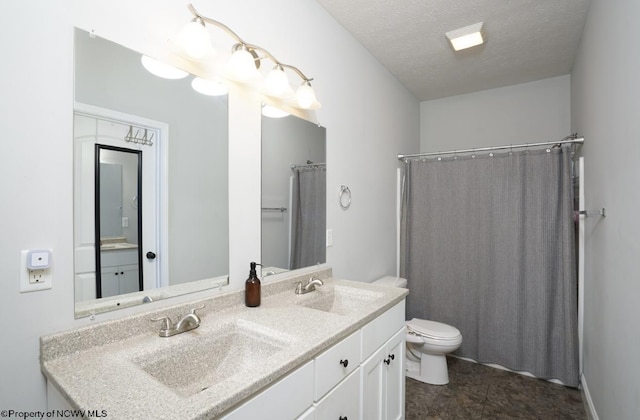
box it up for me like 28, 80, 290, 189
373, 276, 462, 385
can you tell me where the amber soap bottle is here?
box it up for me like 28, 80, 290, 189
245, 262, 261, 307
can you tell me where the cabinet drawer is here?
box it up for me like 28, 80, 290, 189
100, 249, 138, 267
361, 300, 405, 360
315, 330, 361, 400
314, 368, 361, 420
222, 360, 314, 419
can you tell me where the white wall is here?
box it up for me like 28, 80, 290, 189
0, 0, 418, 411
571, 0, 640, 418
420, 75, 571, 152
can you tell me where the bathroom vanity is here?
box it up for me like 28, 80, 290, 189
41, 268, 408, 419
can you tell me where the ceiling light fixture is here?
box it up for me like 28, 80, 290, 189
174, 3, 321, 110
446, 22, 485, 51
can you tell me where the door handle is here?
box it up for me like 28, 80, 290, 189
146, 251, 157, 260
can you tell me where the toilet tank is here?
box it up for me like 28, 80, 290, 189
373, 276, 407, 288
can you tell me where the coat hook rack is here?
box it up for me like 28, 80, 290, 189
124, 125, 154, 146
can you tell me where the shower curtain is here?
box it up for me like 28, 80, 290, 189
290, 166, 326, 269
400, 146, 579, 387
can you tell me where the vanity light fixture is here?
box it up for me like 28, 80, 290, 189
228, 44, 261, 81
265, 64, 294, 97
176, 16, 212, 59
172, 3, 321, 110
296, 80, 318, 109
446, 22, 485, 51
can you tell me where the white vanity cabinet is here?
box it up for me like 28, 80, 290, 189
221, 300, 406, 420
100, 249, 139, 297
42, 273, 409, 420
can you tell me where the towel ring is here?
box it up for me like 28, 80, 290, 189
339, 185, 351, 210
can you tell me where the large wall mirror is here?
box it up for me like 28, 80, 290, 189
73, 28, 229, 317
261, 114, 326, 276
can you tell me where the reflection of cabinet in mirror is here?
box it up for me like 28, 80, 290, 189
99, 249, 139, 298
261, 115, 326, 275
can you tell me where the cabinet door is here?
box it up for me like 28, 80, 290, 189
362, 327, 406, 420
100, 267, 119, 298
386, 328, 405, 420
315, 368, 361, 420
361, 344, 387, 420
119, 264, 140, 294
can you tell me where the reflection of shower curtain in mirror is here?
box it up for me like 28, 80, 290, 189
290, 166, 326, 269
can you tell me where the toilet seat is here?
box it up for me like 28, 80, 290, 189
406, 318, 461, 342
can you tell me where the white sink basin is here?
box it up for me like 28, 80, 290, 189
132, 320, 294, 397
296, 285, 384, 315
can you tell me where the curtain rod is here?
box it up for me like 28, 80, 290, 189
397, 137, 584, 161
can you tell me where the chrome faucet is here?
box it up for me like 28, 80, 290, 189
295, 276, 324, 295
151, 305, 204, 337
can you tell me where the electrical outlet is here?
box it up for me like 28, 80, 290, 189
20, 250, 52, 292
30, 269, 46, 284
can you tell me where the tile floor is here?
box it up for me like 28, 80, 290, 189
405, 357, 587, 419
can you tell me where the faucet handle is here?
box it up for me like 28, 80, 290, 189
150, 316, 173, 330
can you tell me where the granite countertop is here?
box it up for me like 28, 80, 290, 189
41, 268, 408, 419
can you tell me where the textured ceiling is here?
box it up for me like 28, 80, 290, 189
316, 0, 591, 100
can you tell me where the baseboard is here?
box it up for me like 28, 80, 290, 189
580, 373, 599, 420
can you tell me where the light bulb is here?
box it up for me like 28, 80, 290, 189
178, 18, 211, 59
265, 65, 291, 97
140, 55, 188, 79
191, 77, 228, 96
296, 81, 317, 109
229, 46, 259, 81
262, 104, 290, 118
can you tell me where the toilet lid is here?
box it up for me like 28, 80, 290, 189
406, 318, 461, 340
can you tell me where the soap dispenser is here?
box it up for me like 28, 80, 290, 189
245, 262, 261, 307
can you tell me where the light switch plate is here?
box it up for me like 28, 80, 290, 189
20, 250, 52, 292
